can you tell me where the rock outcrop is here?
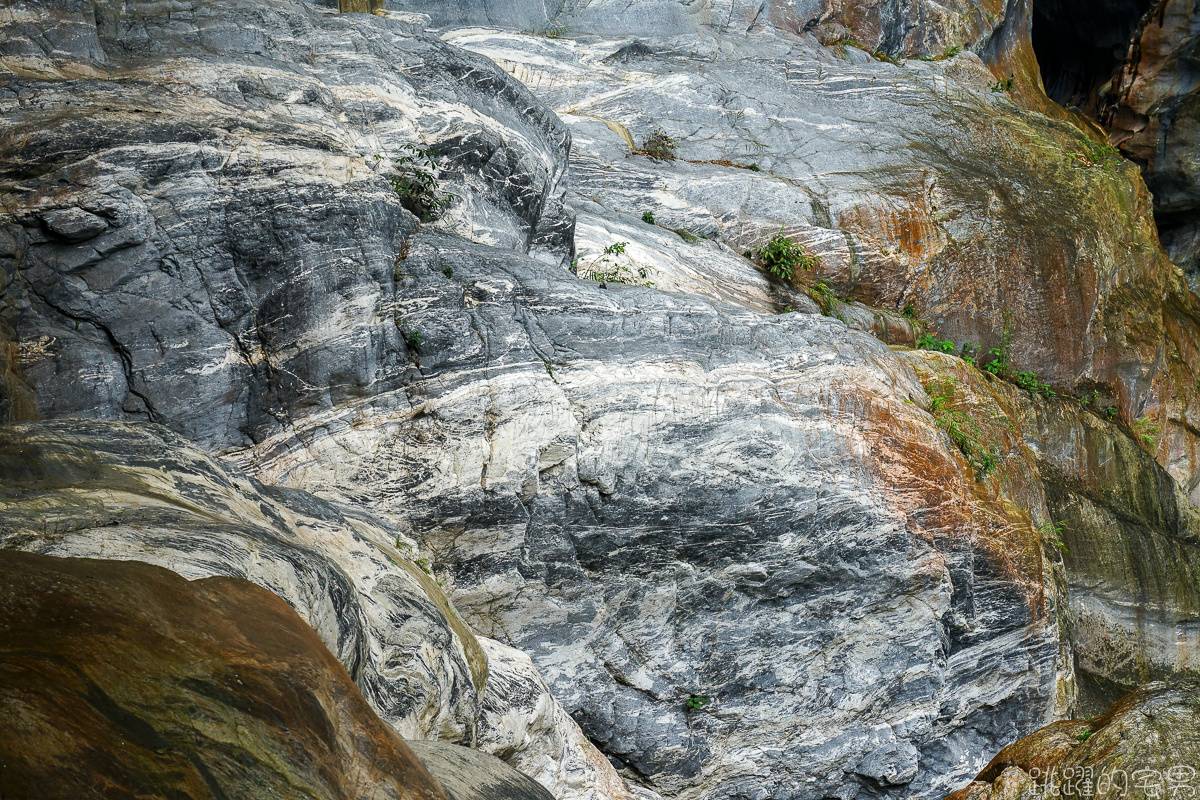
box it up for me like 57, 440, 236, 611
3, 0, 1200, 799
408, 741, 556, 800
946, 678, 1200, 800
0, 419, 625, 800
0, 549, 452, 800
1105, 0, 1200, 296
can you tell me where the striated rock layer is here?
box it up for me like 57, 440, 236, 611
2, 0, 1200, 798
0, 419, 627, 800
0, 549, 452, 800
946, 678, 1200, 800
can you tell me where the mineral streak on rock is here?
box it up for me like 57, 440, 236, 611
0, 549, 453, 800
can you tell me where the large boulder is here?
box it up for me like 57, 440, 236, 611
0, 549, 452, 800
945, 678, 1200, 800
0, 419, 628, 800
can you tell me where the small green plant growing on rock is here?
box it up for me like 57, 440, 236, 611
642, 210, 656, 225
809, 281, 845, 319
401, 327, 424, 350
917, 333, 958, 354
1075, 139, 1122, 168
751, 231, 820, 280
414, 557, 433, 575
392, 143, 454, 222
983, 313, 1016, 377
579, 241, 655, 286
1037, 520, 1069, 555
442, 265, 453, 279
926, 379, 1001, 478
901, 303, 920, 321
1014, 370, 1056, 397
685, 695, 710, 711
674, 228, 700, 242
988, 76, 1015, 92
1076, 730, 1092, 743
637, 128, 678, 162
1133, 416, 1161, 450
936, 44, 962, 60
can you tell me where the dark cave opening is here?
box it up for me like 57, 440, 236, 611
1031, 0, 1153, 112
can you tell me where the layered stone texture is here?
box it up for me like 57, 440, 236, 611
946, 679, 1200, 800
0, 549, 453, 800
2, 0, 1200, 799
442, 20, 1200, 504
0, 419, 626, 800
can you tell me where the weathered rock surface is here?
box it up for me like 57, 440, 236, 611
409, 740, 557, 800
249, 228, 1071, 800
0, 549, 452, 800
946, 678, 1200, 800
1106, 0, 1200, 296
0, 0, 572, 453
901, 350, 1200, 712
0, 418, 485, 742
440, 20, 1200, 503
4, 0, 1200, 799
0, 419, 624, 800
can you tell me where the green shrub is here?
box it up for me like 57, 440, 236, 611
392, 143, 454, 222
578, 241, 655, 287
1133, 416, 1160, 450
988, 76, 1015, 92
926, 379, 1001, 479
1037, 520, 1069, 554
638, 128, 678, 162
1013, 370, 1056, 397
752, 231, 820, 280
642, 210, 656, 225
685, 695, 710, 711
401, 327, 424, 350
917, 333, 957, 354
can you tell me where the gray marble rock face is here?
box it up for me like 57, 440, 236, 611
439, 25, 1200, 505
0, 418, 628, 800
384, 0, 1010, 59
3, 1, 1197, 800
244, 229, 1067, 800
0, 0, 571, 453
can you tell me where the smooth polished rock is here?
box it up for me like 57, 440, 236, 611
0, 549, 453, 800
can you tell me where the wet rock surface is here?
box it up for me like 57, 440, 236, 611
0, 549, 452, 800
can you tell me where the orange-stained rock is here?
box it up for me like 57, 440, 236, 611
0, 550, 453, 800
945, 679, 1200, 800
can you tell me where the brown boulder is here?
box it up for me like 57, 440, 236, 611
0, 549, 452, 800
947, 679, 1200, 800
